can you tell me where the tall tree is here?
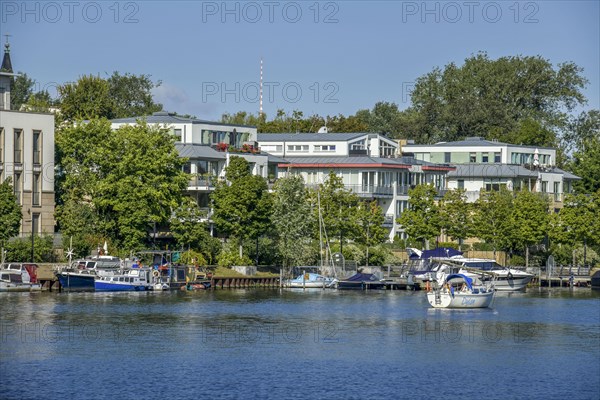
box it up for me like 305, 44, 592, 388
9, 72, 35, 110
211, 156, 272, 258
512, 190, 550, 267
107, 72, 163, 118
397, 184, 441, 250
56, 119, 188, 251
439, 188, 472, 250
271, 175, 313, 271
569, 135, 600, 193
473, 188, 516, 256
0, 178, 22, 251
354, 200, 387, 266
309, 171, 359, 254
407, 53, 588, 144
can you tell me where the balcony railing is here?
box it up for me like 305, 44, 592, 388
188, 174, 217, 189
345, 184, 394, 197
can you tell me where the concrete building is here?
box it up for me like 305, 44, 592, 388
0, 42, 55, 236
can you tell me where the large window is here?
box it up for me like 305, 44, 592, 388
14, 129, 22, 164
482, 153, 489, 163
287, 145, 308, 152
314, 144, 336, 152
33, 130, 41, 165
457, 179, 464, 189
494, 152, 501, 163
13, 172, 22, 204
469, 152, 476, 163
0, 127, 4, 164
444, 152, 451, 163
33, 173, 41, 206
32, 213, 40, 234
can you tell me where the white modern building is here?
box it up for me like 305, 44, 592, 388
404, 136, 580, 209
0, 43, 55, 236
257, 133, 454, 240
110, 112, 281, 213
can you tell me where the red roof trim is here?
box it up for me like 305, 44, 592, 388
277, 163, 411, 169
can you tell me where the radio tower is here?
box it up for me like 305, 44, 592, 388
259, 57, 263, 117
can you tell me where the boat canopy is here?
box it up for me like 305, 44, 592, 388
445, 274, 473, 289
409, 247, 463, 259
344, 273, 379, 282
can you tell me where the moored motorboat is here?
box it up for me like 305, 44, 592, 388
426, 273, 495, 308
56, 255, 123, 291
0, 263, 42, 292
94, 268, 153, 291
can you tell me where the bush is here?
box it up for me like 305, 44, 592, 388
5, 235, 55, 262
179, 250, 207, 266
437, 242, 460, 250
508, 254, 525, 266
472, 242, 495, 251
217, 251, 253, 267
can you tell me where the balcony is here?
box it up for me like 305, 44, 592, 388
346, 184, 394, 197
188, 174, 217, 191
383, 214, 395, 226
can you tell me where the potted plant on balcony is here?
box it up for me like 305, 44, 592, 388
215, 142, 229, 152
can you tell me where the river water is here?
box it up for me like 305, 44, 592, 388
1, 288, 599, 400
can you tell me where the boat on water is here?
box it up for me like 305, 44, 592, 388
426, 273, 495, 309
94, 268, 153, 291
443, 256, 533, 291
0, 263, 42, 292
336, 273, 385, 290
56, 255, 122, 291
405, 248, 533, 291
286, 272, 338, 288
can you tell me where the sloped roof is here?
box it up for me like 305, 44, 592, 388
111, 112, 256, 128
553, 168, 581, 180
258, 133, 367, 142
406, 137, 554, 150
175, 143, 225, 160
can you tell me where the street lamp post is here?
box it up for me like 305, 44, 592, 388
26, 208, 34, 263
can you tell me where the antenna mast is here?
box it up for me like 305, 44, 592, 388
259, 57, 263, 117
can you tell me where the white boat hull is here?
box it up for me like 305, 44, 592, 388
427, 290, 494, 308
287, 281, 335, 288
0, 282, 42, 292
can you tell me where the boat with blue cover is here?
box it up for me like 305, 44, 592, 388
336, 273, 385, 290
56, 256, 122, 291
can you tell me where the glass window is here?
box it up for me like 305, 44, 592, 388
33, 173, 40, 206
13, 172, 21, 204
494, 152, 501, 163
0, 127, 4, 164
33, 131, 41, 165
173, 129, 182, 141
444, 152, 451, 163
469, 152, 476, 163
482, 153, 489, 163
14, 129, 22, 163
457, 180, 464, 189
32, 213, 40, 234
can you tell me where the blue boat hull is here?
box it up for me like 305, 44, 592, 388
94, 281, 150, 292
57, 274, 95, 291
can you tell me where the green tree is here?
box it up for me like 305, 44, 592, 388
439, 188, 472, 250
107, 72, 163, 118
55, 198, 100, 257
397, 184, 441, 249
95, 122, 188, 250
5, 235, 54, 263
211, 156, 272, 259
407, 53, 588, 144
271, 175, 313, 271
58, 75, 114, 122
9, 72, 35, 110
56, 119, 188, 251
512, 190, 550, 267
569, 135, 600, 193
0, 178, 22, 252
354, 200, 387, 266
473, 188, 515, 256
309, 171, 359, 254
551, 192, 600, 265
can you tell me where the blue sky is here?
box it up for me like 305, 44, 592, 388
2, 0, 598, 121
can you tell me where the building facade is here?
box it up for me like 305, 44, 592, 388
405, 137, 579, 209
0, 44, 55, 236
257, 133, 454, 241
